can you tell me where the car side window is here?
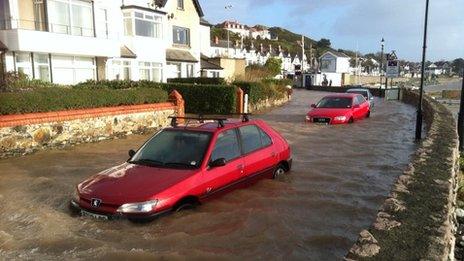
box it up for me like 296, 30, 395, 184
211, 129, 241, 162
259, 128, 272, 147
239, 125, 264, 154
358, 95, 366, 104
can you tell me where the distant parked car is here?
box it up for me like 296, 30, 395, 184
70, 116, 292, 221
306, 93, 370, 124
346, 88, 375, 109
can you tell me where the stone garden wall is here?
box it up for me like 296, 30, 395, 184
347, 88, 460, 260
0, 91, 184, 158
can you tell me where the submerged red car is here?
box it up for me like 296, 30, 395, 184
70, 116, 292, 221
306, 93, 370, 124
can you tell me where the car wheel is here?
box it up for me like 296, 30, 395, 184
175, 200, 199, 212
273, 164, 287, 179
348, 117, 354, 124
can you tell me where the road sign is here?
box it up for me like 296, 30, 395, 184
386, 60, 399, 78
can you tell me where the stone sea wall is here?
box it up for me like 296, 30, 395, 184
0, 91, 184, 159
347, 88, 460, 260
249, 95, 290, 113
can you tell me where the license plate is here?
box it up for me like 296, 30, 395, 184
81, 210, 109, 220
314, 118, 330, 124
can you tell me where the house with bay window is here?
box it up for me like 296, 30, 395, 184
0, 0, 208, 84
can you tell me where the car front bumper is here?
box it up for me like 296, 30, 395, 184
69, 200, 171, 222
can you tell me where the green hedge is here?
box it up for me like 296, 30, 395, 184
74, 80, 237, 114
0, 87, 168, 115
234, 81, 287, 104
162, 83, 237, 114
167, 77, 226, 85
261, 78, 293, 86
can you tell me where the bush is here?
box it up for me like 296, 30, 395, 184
0, 87, 168, 115
167, 77, 226, 85
1, 72, 60, 92
162, 83, 237, 114
234, 81, 287, 104
261, 78, 293, 86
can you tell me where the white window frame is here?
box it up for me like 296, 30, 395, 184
138, 61, 163, 82
110, 59, 132, 80
48, 0, 95, 37
168, 62, 181, 78
33, 53, 51, 82
186, 63, 195, 78
52, 55, 96, 84
15, 52, 33, 79
123, 10, 162, 39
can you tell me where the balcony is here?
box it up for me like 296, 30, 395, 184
0, 19, 119, 58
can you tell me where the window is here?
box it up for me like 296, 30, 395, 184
34, 54, 50, 81
211, 130, 241, 162
259, 128, 272, 147
124, 11, 162, 38
48, 0, 94, 36
139, 62, 163, 82
168, 62, 181, 78
15, 52, 33, 79
186, 64, 194, 77
173, 26, 190, 46
111, 60, 131, 80
239, 125, 263, 154
52, 55, 95, 84
177, 0, 184, 10
212, 71, 220, 78
131, 130, 212, 168
97, 8, 109, 38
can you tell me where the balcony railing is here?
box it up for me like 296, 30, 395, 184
0, 19, 95, 37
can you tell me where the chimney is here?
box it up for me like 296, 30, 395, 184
214, 36, 219, 45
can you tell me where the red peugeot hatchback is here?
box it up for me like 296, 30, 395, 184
306, 93, 370, 124
70, 115, 292, 221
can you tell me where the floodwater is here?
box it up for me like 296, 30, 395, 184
0, 90, 417, 260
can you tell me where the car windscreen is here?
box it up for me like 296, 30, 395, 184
316, 97, 353, 108
129, 130, 212, 169
347, 90, 368, 99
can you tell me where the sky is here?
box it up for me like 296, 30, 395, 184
198, 0, 464, 62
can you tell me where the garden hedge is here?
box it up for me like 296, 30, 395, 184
167, 77, 226, 85
162, 83, 237, 114
0, 87, 168, 115
234, 81, 287, 104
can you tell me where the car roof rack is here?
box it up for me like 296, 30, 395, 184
168, 116, 228, 128
168, 113, 252, 128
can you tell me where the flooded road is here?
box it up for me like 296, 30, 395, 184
0, 90, 417, 260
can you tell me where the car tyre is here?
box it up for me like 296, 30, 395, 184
175, 201, 199, 212
273, 164, 287, 180
348, 117, 354, 124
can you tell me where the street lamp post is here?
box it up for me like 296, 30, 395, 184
379, 38, 385, 91
225, 5, 233, 58
415, 0, 430, 140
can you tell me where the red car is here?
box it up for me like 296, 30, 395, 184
70, 116, 292, 221
305, 93, 370, 124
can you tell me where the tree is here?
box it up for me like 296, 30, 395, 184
316, 38, 331, 49
452, 58, 464, 75
264, 58, 282, 76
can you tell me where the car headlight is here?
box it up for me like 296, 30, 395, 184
334, 116, 347, 122
117, 200, 158, 213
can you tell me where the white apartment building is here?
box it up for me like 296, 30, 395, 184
0, 0, 208, 85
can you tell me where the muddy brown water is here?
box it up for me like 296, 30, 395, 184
0, 90, 417, 260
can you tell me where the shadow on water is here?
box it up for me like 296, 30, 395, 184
0, 90, 417, 260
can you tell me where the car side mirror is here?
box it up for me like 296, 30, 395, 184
310, 104, 316, 108
128, 149, 136, 158
209, 158, 227, 168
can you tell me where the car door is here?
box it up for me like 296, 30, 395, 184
359, 95, 370, 116
202, 128, 244, 198
239, 125, 278, 180
352, 96, 361, 119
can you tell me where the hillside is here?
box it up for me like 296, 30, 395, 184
212, 25, 340, 60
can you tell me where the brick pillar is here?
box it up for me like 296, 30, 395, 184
236, 87, 244, 114
169, 90, 185, 123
